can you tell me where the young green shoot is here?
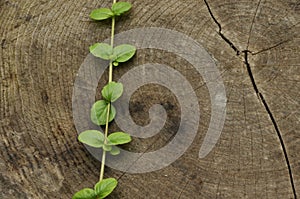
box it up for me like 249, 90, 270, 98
73, 1, 136, 199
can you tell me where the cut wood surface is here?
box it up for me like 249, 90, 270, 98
0, 0, 299, 198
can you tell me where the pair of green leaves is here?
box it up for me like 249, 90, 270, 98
90, 43, 136, 67
91, 82, 123, 125
74, 2, 134, 199
72, 178, 117, 199
89, 2, 135, 67
90, 2, 132, 21
78, 130, 131, 155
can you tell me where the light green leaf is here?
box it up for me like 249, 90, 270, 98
78, 130, 104, 148
103, 144, 112, 152
90, 8, 114, 20
111, 2, 132, 16
107, 132, 131, 145
90, 43, 113, 60
101, 82, 123, 103
113, 44, 136, 63
72, 188, 96, 199
91, 100, 116, 125
110, 146, 120, 155
94, 178, 118, 199
113, 61, 119, 66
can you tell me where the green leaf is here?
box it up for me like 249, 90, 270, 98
90, 8, 114, 20
103, 144, 112, 152
78, 130, 104, 148
94, 178, 118, 199
72, 188, 96, 199
110, 146, 120, 155
111, 2, 132, 16
107, 132, 131, 145
113, 44, 136, 63
113, 61, 119, 66
91, 100, 116, 125
101, 82, 123, 103
90, 43, 113, 60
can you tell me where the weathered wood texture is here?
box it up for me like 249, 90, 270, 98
1, 0, 299, 198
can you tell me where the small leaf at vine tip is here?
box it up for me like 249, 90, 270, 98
72, 188, 97, 199
89, 43, 113, 60
113, 44, 136, 63
110, 146, 120, 155
90, 8, 114, 20
103, 144, 112, 152
91, 100, 116, 125
78, 130, 104, 148
111, 2, 132, 16
101, 82, 123, 102
94, 178, 118, 199
107, 132, 131, 145
113, 61, 119, 66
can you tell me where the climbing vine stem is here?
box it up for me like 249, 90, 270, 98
100, 1, 116, 182
73, 1, 136, 198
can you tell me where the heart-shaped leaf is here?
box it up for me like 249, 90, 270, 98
91, 100, 116, 125
109, 146, 120, 155
72, 188, 96, 199
90, 8, 114, 20
107, 132, 131, 145
94, 178, 118, 199
111, 2, 132, 16
90, 43, 113, 60
101, 82, 123, 103
113, 44, 136, 64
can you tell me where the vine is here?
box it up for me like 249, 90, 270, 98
73, 1, 136, 198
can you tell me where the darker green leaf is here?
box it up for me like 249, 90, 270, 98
107, 132, 131, 145
113, 44, 136, 64
90, 8, 114, 20
111, 2, 132, 16
94, 178, 118, 199
72, 188, 96, 199
91, 100, 116, 125
101, 82, 123, 103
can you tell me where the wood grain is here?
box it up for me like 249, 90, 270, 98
0, 0, 299, 198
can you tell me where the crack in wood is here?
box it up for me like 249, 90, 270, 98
243, 51, 297, 199
252, 39, 291, 55
203, 0, 240, 55
246, 0, 262, 50
203, 1, 297, 198
243, 50, 260, 95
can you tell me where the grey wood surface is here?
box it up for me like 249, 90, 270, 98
0, 0, 299, 198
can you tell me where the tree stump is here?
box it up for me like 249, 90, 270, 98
0, 0, 299, 198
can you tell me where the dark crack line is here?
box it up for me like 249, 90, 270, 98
243, 51, 260, 95
203, 0, 240, 55
203, 1, 297, 197
251, 20, 299, 55
246, 0, 261, 50
252, 39, 291, 55
244, 50, 297, 199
